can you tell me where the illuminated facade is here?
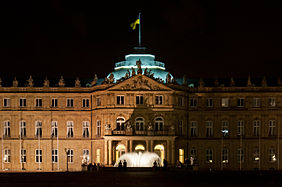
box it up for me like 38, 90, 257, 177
0, 50, 281, 172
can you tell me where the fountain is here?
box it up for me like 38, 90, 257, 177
114, 151, 162, 167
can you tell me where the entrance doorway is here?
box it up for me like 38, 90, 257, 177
154, 144, 165, 162
115, 144, 125, 162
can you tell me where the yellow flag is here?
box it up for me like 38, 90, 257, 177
130, 19, 140, 30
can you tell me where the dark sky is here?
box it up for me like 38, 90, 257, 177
0, 0, 282, 82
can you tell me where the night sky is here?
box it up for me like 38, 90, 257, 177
1, 0, 282, 83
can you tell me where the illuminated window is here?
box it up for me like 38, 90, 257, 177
221, 120, 229, 137
190, 121, 197, 137
82, 149, 89, 164
237, 98, 244, 107
82, 99, 89, 108
154, 117, 164, 131
135, 117, 144, 131
67, 121, 74, 138
190, 98, 197, 107
222, 148, 228, 163
116, 117, 125, 130
96, 149, 101, 163
3, 98, 10, 107
51, 121, 58, 137
155, 95, 163, 105
97, 120, 101, 137
82, 121, 90, 138
67, 149, 73, 163
206, 149, 213, 163
179, 149, 184, 163
20, 149, 26, 163
66, 98, 74, 107
253, 120, 260, 136
253, 148, 259, 162
96, 97, 101, 106
237, 120, 244, 136
269, 148, 276, 162
205, 121, 213, 137
20, 120, 26, 137
19, 98, 26, 107
4, 149, 11, 163
237, 148, 244, 163
35, 121, 42, 138
35, 149, 42, 163
117, 95, 124, 105
269, 120, 276, 136
221, 98, 229, 107
51, 98, 58, 108
35, 98, 42, 107
52, 149, 58, 163
3, 121, 10, 137
136, 95, 144, 105
269, 97, 276, 107
253, 98, 261, 107
206, 98, 213, 107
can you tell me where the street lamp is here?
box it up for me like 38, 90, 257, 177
65, 148, 69, 172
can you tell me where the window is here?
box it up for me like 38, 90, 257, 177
19, 98, 26, 107
155, 95, 163, 105
190, 148, 197, 159
117, 95, 124, 105
154, 117, 164, 131
136, 95, 144, 105
178, 120, 183, 136
67, 121, 74, 138
67, 149, 73, 163
116, 117, 125, 130
179, 149, 184, 163
51, 98, 58, 108
3, 121, 10, 137
253, 98, 261, 107
237, 148, 244, 163
190, 121, 197, 137
253, 120, 260, 136
51, 121, 58, 137
3, 98, 10, 107
221, 98, 229, 107
35, 149, 42, 163
222, 148, 228, 163
269, 120, 276, 136
97, 120, 101, 137
96, 97, 101, 106
237, 120, 244, 136
190, 98, 197, 107
96, 149, 101, 163
253, 148, 259, 162
52, 149, 58, 163
82, 121, 90, 138
20, 149, 26, 163
205, 121, 213, 137
206, 149, 213, 163
178, 97, 184, 106
82, 99, 89, 108
237, 98, 244, 107
135, 118, 144, 131
20, 120, 26, 137
206, 98, 213, 107
221, 120, 229, 137
66, 98, 74, 107
82, 149, 89, 164
269, 97, 276, 107
3, 149, 11, 163
35, 121, 42, 138
269, 148, 276, 162
35, 98, 42, 107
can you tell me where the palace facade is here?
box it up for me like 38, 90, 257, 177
0, 49, 282, 172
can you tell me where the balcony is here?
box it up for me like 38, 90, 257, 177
109, 129, 174, 136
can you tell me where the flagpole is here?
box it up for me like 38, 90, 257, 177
139, 12, 141, 47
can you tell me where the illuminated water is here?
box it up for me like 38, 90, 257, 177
114, 151, 162, 167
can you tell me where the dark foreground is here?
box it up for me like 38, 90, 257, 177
1, 168, 282, 187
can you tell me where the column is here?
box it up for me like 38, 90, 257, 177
104, 140, 108, 165
146, 140, 149, 151
150, 140, 153, 152
125, 140, 129, 153
167, 140, 170, 163
109, 140, 112, 165
130, 140, 133, 152
171, 140, 175, 165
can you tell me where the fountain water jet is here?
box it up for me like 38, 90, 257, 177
114, 151, 162, 167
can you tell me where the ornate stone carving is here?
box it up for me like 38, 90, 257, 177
91, 74, 98, 86
127, 69, 131, 77
58, 76, 65, 87
75, 77, 81, 87
131, 67, 136, 76
13, 77, 18, 87
166, 73, 171, 84
43, 78, 50, 87
26, 75, 34, 87
136, 60, 142, 74
108, 72, 114, 83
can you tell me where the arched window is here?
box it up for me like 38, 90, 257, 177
135, 117, 144, 131
116, 117, 125, 130
154, 117, 164, 131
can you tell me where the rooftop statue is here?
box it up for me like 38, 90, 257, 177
13, 77, 18, 87
43, 78, 50, 87
27, 75, 33, 87
109, 72, 114, 83
75, 77, 81, 87
0, 77, 2, 87
166, 73, 171, 84
230, 77, 235, 87
131, 67, 136, 76
91, 74, 98, 86
136, 60, 142, 74
261, 76, 267, 87
58, 76, 65, 87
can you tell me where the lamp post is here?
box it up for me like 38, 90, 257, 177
65, 148, 69, 172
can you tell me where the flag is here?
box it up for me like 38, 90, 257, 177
130, 19, 139, 30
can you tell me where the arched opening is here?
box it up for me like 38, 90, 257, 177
115, 144, 126, 162
154, 117, 164, 131
135, 144, 145, 152
116, 117, 125, 130
154, 144, 165, 162
135, 117, 144, 131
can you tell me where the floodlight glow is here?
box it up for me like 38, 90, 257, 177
125, 54, 155, 59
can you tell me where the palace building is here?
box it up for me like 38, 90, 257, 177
1, 47, 282, 172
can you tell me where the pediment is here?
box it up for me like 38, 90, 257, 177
108, 74, 173, 91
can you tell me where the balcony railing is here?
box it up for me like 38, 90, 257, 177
109, 129, 173, 136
